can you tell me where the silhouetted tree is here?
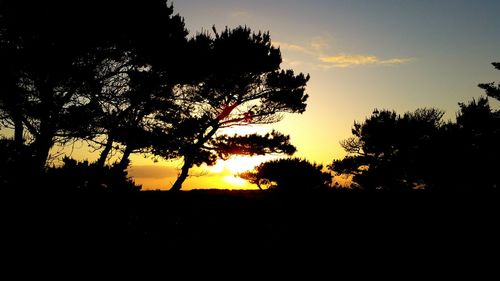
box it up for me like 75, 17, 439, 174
154, 26, 310, 191
478, 62, 500, 101
0, 1, 98, 172
0, 1, 188, 176
435, 97, 500, 190
443, 63, 500, 190
239, 158, 331, 192
91, 58, 184, 169
332, 60, 500, 191
79, 2, 188, 169
330, 108, 444, 190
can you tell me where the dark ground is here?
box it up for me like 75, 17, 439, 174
1, 189, 498, 267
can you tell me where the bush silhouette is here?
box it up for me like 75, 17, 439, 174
240, 158, 331, 192
45, 157, 141, 192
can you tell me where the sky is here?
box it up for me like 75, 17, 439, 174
9, 0, 500, 190
134, 0, 500, 189
125, 0, 500, 190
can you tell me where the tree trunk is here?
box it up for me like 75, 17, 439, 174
170, 123, 220, 191
97, 135, 114, 167
13, 114, 23, 147
33, 82, 55, 173
117, 145, 133, 170
33, 131, 53, 174
170, 156, 193, 191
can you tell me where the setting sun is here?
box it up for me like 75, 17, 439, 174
223, 175, 247, 186
210, 155, 276, 174
208, 155, 278, 188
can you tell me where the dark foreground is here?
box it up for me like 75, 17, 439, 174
1, 189, 499, 264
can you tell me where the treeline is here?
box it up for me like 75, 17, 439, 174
243, 63, 500, 192
0, 1, 308, 190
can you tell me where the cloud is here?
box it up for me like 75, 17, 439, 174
380, 58, 416, 65
275, 36, 415, 70
229, 10, 253, 19
284, 59, 304, 67
319, 54, 415, 68
273, 41, 315, 55
274, 36, 330, 56
309, 36, 330, 51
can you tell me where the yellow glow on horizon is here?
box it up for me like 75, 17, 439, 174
213, 155, 273, 174
223, 175, 247, 186
128, 154, 276, 190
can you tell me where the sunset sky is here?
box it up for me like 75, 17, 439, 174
29, 0, 500, 189
130, 0, 500, 189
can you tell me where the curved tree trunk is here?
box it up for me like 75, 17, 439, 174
33, 84, 55, 173
117, 145, 133, 170
170, 155, 193, 191
97, 135, 114, 167
170, 123, 220, 191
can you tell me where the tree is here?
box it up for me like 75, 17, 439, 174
0, 1, 96, 172
79, 1, 189, 169
478, 62, 500, 101
90, 56, 184, 169
332, 61, 500, 191
0, 1, 188, 175
441, 97, 500, 190
448, 63, 500, 190
330, 108, 444, 190
239, 158, 331, 192
155, 26, 310, 191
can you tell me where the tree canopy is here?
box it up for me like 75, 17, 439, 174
330, 108, 445, 191
0, 2, 308, 190
154, 26, 310, 191
240, 158, 331, 192
331, 63, 500, 191
0, 0, 189, 176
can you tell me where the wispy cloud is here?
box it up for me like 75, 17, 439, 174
274, 36, 329, 56
229, 10, 253, 19
273, 41, 316, 55
309, 36, 330, 51
320, 54, 415, 68
275, 37, 415, 69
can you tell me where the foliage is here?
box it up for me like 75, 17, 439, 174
0, 0, 189, 171
1, 3, 308, 190
330, 108, 445, 191
155, 26, 310, 190
45, 157, 141, 192
240, 158, 331, 192
209, 131, 297, 160
331, 62, 500, 191
478, 62, 500, 101
440, 97, 500, 190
